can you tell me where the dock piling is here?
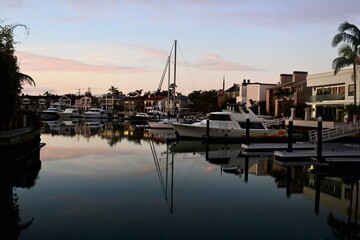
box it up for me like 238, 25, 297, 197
317, 117, 324, 162
206, 119, 209, 137
287, 116, 293, 152
246, 115, 250, 145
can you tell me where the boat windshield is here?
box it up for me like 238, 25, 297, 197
238, 122, 265, 129
208, 114, 231, 121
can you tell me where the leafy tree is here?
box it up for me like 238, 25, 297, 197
188, 90, 219, 113
0, 20, 35, 130
332, 21, 360, 108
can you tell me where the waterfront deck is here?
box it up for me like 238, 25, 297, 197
273, 143, 360, 159
239, 142, 360, 167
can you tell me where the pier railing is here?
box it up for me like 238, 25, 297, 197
308, 121, 360, 143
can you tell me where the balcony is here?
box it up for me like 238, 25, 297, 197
307, 94, 345, 102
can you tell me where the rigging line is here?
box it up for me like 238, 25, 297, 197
173, 155, 197, 210
177, 43, 196, 90
157, 56, 170, 92
150, 140, 168, 200
157, 43, 175, 92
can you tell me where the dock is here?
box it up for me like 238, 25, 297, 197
273, 143, 360, 159
239, 142, 360, 167
241, 142, 316, 152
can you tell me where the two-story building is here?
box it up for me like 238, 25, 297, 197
236, 79, 277, 114
306, 68, 359, 122
266, 71, 311, 118
75, 96, 92, 113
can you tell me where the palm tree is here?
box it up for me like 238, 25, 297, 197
332, 21, 360, 108
273, 87, 292, 117
108, 86, 119, 95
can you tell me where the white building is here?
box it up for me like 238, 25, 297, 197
236, 79, 276, 114
306, 68, 359, 122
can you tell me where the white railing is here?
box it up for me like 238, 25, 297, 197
263, 118, 284, 128
308, 121, 360, 143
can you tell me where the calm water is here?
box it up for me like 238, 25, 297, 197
5, 119, 360, 239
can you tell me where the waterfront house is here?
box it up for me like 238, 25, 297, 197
58, 95, 72, 110
306, 68, 358, 122
236, 79, 277, 115
21, 95, 47, 112
144, 96, 166, 113
75, 96, 92, 113
99, 94, 127, 112
266, 71, 311, 118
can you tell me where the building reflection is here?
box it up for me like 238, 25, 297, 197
165, 139, 360, 237
39, 121, 360, 237
41, 119, 150, 145
272, 160, 360, 238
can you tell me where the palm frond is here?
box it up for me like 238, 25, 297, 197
19, 72, 35, 86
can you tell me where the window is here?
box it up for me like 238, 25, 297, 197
339, 86, 345, 95
238, 122, 265, 129
208, 114, 231, 121
348, 84, 355, 96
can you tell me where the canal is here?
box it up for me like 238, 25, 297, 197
3, 119, 360, 239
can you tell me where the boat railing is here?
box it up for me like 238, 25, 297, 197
262, 118, 284, 127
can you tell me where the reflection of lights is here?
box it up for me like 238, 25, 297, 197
306, 165, 315, 172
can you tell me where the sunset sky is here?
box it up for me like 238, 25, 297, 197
1, 0, 360, 96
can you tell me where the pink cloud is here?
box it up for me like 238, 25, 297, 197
192, 53, 265, 71
0, 0, 29, 8
16, 51, 153, 73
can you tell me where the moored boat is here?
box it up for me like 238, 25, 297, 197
41, 106, 62, 120
147, 118, 177, 129
172, 104, 281, 139
83, 108, 109, 119
58, 108, 81, 118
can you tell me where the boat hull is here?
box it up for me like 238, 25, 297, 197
148, 121, 174, 129
82, 113, 109, 119
41, 112, 60, 120
172, 123, 280, 139
59, 113, 80, 118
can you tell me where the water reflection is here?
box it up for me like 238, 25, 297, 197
41, 119, 150, 145
1, 140, 43, 239
16, 120, 360, 239
308, 166, 360, 238
163, 138, 360, 238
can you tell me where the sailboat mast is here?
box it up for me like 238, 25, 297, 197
173, 40, 177, 115
167, 56, 171, 115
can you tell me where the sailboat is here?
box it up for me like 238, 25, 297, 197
148, 40, 179, 130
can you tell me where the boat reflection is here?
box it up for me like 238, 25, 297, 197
1, 140, 44, 239
41, 119, 151, 144
154, 138, 360, 237
170, 140, 271, 181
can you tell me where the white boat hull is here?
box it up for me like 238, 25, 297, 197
83, 114, 108, 119
172, 123, 279, 138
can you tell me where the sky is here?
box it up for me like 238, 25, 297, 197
1, 0, 360, 96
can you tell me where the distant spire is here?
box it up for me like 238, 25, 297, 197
223, 75, 225, 91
